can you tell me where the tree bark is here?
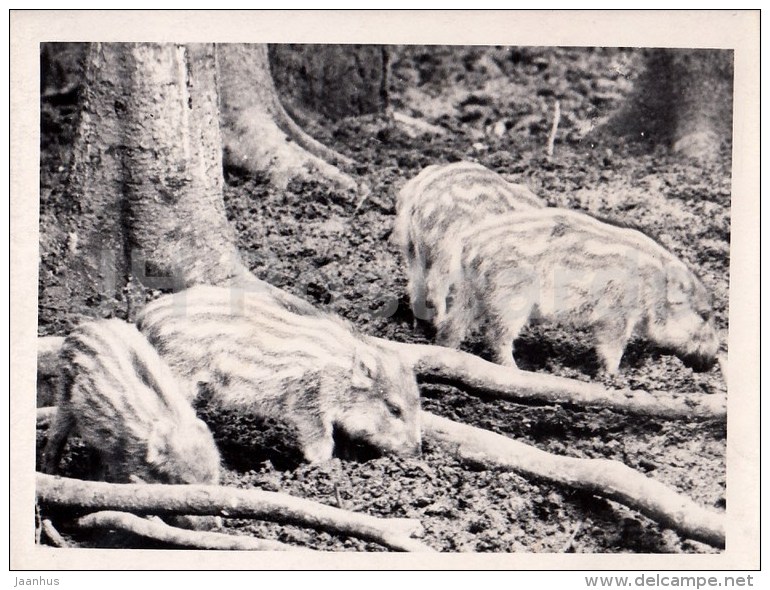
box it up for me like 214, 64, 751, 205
125, 43, 251, 289
217, 43, 357, 190
269, 44, 447, 141
603, 49, 733, 160
53, 42, 369, 316
269, 44, 388, 122
40, 42, 358, 191
60, 43, 253, 318
422, 412, 725, 548
59, 43, 133, 315
37, 474, 432, 552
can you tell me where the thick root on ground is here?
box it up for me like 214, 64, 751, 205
422, 411, 725, 549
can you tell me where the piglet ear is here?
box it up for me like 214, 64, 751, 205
666, 266, 690, 305
351, 348, 377, 390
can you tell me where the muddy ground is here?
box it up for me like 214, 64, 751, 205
37, 46, 729, 553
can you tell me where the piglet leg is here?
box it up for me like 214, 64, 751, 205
593, 316, 637, 374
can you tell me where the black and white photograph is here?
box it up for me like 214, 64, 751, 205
10, 10, 760, 570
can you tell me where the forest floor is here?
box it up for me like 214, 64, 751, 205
37, 46, 730, 553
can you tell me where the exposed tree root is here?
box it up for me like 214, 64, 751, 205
381, 340, 726, 421
76, 510, 302, 551
217, 44, 358, 191
422, 411, 725, 549
36, 474, 433, 552
37, 334, 726, 420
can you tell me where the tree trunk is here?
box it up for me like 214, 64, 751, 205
45, 41, 361, 325
60, 42, 253, 318
59, 42, 132, 317
604, 49, 733, 160
217, 44, 358, 190
269, 44, 388, 122
44, 42, 371, 326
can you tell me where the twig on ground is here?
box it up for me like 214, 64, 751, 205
352, 183, 373, 216
546, 100, 561, 159
561, 520, 583, 553
717, 353, 728, 389
392, 111, 447, 138
333, 482, 345, 510
35, 503, 42, 545
41, 519, 69, 548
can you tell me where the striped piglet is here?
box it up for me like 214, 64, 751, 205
393, 161, 544, 321
435, 208, 720, 374
137, 285, 422, 463
42, 319, 222, 520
